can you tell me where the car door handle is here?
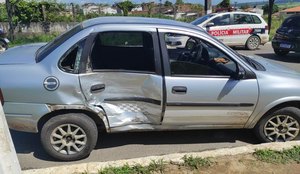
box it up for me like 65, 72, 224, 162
172, 86, 187, 94
90, 84, 105, 93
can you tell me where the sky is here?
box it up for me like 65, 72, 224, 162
58, 0, 267, 5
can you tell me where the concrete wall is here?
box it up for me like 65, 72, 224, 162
0, 22, 78, 34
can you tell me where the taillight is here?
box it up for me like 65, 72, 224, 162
0, 88, 4, 105
265, 25, 269, 31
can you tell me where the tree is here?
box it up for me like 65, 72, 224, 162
116, 0, 135, 16
262, 4, 279, 14
5, 0, 20, 40
175, 0, 184, 5
164, 0, 173, 7
217, 0, 230, 8
267, 0, 275, 34
240, 4, 250, 10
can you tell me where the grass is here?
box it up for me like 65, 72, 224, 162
76, 146, 300, 174
8, 32, 59, 47
182, 155, 213, 170
98, 159, 166, 174
254, 146, 300, 164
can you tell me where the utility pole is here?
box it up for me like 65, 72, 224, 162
204, 0, 212, 14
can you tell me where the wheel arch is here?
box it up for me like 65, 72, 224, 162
247, 100, 300, 128
37, 109, 108, 133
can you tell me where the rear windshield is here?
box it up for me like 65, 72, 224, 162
36, 24, 83, 62
282, 16, 300, 29
191, 14, 215, 25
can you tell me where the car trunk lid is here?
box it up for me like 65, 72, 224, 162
0, 43, 46, 65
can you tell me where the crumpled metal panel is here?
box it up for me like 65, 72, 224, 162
79, 72, 163, 129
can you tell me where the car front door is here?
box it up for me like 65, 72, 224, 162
158, 29, 259, 128
79, 27, 164, 131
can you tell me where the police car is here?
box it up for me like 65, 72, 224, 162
166, 12, 268, 50
192, 12, 269, 50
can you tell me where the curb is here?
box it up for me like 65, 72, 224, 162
23, 141, 300, 174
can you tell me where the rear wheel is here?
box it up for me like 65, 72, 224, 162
246, 35, 260, 50
41, 113, 98, 161
274, 49, 289, 56
255, 107, 300, 142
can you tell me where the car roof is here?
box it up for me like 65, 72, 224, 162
212, 11, 262, 16
81, 16, 204, 31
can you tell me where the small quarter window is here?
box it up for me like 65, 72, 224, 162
251, 15, 262, 24
59, 39, 85, 73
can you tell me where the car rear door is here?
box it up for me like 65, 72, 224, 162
158, 28, 259, 128
79, 26, 164, 130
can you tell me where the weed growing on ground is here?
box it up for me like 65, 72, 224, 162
182, 155, 213, 169
98, 159, 166, 174
254, 146, 300, 164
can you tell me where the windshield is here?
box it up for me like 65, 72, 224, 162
191, 14, 215, 25
282, 16, 300, 29
36, 24, 83, 62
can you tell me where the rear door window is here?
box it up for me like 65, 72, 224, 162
90, 31, 156, 73
233, 14, 253, 24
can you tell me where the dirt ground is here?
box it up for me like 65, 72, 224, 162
163, 154, 300, 174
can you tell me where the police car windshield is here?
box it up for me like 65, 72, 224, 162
191, 14, 216, 25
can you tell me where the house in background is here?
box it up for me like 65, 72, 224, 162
280, 6, 300, 17
82, 3, 99, 15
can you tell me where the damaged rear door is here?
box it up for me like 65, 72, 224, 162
79, 27, 164, 131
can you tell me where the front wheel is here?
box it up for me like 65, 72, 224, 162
41, 113, 98, 161
246, 35, 260, 50
255, 107, 300, 142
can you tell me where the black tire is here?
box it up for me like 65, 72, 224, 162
0, 40, 8, 53
255, 107, 300, 143
41, 113, 98, 161
245, 35, 261, 50
274, 49, 289, 56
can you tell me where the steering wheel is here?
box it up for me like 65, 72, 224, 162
178, 38, 202, 62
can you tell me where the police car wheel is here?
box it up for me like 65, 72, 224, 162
246, 35, 260, 50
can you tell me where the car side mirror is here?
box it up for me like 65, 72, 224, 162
206, 22, 215, 28
233, 65, 245, 80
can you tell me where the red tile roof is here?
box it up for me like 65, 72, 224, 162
282, 6, 300, 12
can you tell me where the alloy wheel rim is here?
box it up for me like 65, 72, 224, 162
264, 115, 299, 142
248, 37, 259, 49
50, 124, 87, 155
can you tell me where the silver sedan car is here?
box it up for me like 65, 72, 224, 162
0, 17, 299, 161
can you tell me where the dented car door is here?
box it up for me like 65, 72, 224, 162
79, 28, 164, 131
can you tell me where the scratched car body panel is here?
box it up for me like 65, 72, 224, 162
1, 17, 300, 161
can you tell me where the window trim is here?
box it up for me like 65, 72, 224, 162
207, 14, 231, 27
159, 31, 239, 78
85, 30, 162, 75
58, 38, 87, 74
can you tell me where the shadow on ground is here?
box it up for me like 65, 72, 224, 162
11, 129, 259, 162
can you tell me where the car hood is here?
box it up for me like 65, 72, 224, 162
277, 27, 300, 38
248, 55, 299, 75
0, 43, 46, 65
